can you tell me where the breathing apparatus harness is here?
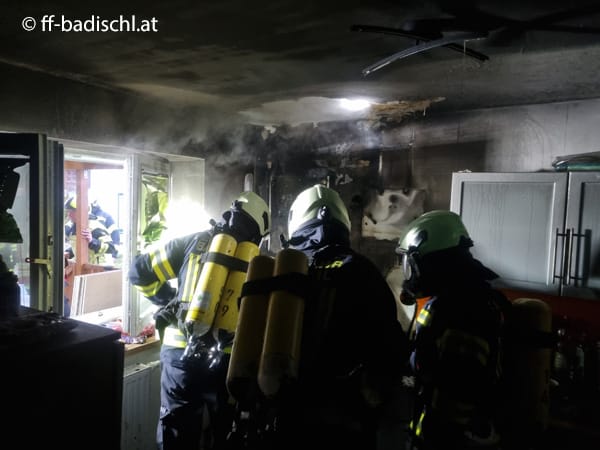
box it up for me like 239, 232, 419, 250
156, 205, 262, 369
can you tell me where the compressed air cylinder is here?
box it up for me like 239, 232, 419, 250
213, 241, 260, 335
226, 254, 275, 403
257, 248, 308, 398
184, 233, 238, 338
502, 298, 552, 446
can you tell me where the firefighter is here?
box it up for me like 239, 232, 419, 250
64, 196, 120, 316
396, 210, 512, 450
90, 199, 121, 246
64, 196, 119, 264
269, 184, 409, 450
128, 191, 271, 450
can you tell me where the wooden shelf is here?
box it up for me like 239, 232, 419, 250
125, 335, 160, 355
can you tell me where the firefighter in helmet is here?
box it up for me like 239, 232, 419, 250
271, 184, 409, 450
64, 196, 119, 264
128, 191, 271, 450
396, 210, 511, 450
63, 196, 120, 316
90, 199, 121, 246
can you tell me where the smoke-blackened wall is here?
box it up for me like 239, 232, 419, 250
245, 120, 399, 272
0, 63, 255, 220
5, 60, 600, 279
179, 125, 265, 221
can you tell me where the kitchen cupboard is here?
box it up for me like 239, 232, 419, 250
450, 171, 600, 300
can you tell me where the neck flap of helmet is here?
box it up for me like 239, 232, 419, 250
284, 217, 349, 260
217, 206, 262, 244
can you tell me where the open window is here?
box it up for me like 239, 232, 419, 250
62, 143, 206, 337
63, 150, 128, 324
1, 132, 206, 337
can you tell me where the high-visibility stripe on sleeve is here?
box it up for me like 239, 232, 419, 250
151, 247, 176, 282
134, 280, 162, 297
181, 253, 202, 303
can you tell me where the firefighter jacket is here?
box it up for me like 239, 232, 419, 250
128, 230, 212, 348
90, 204, 121, 245
64, 217, 119, 264
288, 243, 409, 434
409, 283, 509, 448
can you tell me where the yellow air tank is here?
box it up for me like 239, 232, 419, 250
213, 241, 260, 336
257, 248, 308, 398
226, 254, 275, 403
184, 233, 238, 339
501, 297, 552, 448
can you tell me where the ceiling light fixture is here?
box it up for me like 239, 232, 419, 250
339, 98, 372, 111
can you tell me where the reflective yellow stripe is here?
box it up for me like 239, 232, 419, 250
325, 260, 344, 269
182, 253, 202, 303
135, 280, 162, 297
162, 326, 187, 348
415, 410, 425, 437
417, 308, 431, 326
151, 248, 176, 282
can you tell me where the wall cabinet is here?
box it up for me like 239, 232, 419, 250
450, 171, 600, 300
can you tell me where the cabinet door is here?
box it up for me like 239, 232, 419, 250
450, 172, 567, 294
564, 172, 600, 299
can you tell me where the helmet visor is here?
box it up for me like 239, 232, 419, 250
400, 251, 420, 282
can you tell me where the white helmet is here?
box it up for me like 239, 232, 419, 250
288, 184, 351, 237
233, 191, 271, 237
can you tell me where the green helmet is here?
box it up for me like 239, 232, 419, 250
288, 184, 351, 237
233, 191, 271, 237
396, 210, 472, 258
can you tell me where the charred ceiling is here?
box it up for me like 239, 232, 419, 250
2, 0, 600, 128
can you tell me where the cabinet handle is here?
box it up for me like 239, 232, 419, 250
552, 227, 565, 285
562, 228, 571, 288
563, 228, 572, 285
566, 228, 585, 285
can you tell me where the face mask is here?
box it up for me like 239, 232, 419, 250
400, 250, 429, 300
221, 209, 261, 244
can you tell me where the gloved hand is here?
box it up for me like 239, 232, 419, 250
153, 298, 179, 340
154, 307, 175, 333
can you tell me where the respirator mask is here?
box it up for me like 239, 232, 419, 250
221, 206, 261, 244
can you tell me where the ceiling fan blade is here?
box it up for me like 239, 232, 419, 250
351, 24, 489, 62
362, 31, 487, 76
